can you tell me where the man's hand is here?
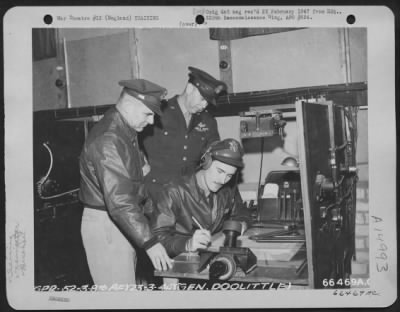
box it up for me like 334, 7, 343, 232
186, 229, 211, 252
146, 242, 173, 271
141, 153, 151, 176
142, 163, 151, 176
240, 221, 248, 236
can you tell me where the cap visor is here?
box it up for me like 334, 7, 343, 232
143, 102, 162, 115
209, 98, 217, 106
203, 95, 216, 106
214, 156, 244, 168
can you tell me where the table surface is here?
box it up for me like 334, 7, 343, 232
155, 231, 309, 285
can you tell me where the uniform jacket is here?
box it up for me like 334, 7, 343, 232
141, 96, 220, 185
150, 174, 252, 257
79, 107, 157, 249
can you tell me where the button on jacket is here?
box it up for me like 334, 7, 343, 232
79, 107, 157, 249
141, 96, 220, 185
150, 174, 252, 257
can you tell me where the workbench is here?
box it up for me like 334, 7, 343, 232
154, 230, 309, 290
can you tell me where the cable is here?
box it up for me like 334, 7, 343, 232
38, 142, 53, 185
36, 142, 80, 200
39, 188, 80, 200
344, 106, 359, 160
231, 169, 240, 208
324, 175, 358, 216
257, 138, 265, 200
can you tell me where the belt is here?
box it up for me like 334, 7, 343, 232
83, 204, 106, 211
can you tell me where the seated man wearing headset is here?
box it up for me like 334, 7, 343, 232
150, 138, 252, 257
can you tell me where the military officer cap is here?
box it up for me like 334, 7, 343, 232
118, 79, 167, 115
188, 66, 227, 106
208, 138, 244, 168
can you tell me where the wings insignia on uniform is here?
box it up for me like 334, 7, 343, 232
194, 122, 209, 132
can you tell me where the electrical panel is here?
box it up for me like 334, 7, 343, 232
296, 100, 357, 288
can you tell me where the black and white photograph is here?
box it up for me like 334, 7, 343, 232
4, 6, 396, 309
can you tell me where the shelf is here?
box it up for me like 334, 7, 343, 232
34, 82, 367, 120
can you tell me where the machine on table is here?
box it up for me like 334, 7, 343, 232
155, 219, 309, 287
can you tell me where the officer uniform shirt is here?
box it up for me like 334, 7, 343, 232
178, 99, 192, 127
141, 95, 220, 185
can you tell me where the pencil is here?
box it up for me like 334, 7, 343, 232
191, 216, 204, 230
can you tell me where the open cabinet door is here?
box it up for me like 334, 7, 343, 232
33, 29, 68, 111
296, 100, 357, 288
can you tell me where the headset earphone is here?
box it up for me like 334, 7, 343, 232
200, 140, 219, 170
200, 139, 244, 170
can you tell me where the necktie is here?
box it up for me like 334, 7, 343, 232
208, 193, 214, 208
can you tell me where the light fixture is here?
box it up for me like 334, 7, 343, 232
281, 156, 299, 168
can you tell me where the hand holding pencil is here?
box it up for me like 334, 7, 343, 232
185, 216, 211, 252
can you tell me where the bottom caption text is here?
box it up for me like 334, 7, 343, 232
36, 282, 292, 291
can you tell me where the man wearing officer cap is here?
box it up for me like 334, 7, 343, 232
150, 138, 252, 257
141, 66, 228, 199
79, 78, 173, 287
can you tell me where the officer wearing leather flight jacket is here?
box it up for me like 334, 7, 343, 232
150, 139, 252, 258
80, 107, 157, 248
79, 79, 173, 286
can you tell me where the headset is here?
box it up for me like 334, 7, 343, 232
200, 140, 220, 170
200, 139, 244, 170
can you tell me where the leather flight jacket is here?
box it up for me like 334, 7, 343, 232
79, 107, 158, 249
150, 174, 252, 257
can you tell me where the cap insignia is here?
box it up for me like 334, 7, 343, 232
229, 140, 239, 152
160, 90, 168, 99
214, 85, 224, 95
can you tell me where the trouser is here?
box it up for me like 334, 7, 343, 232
81, 207, 137, 287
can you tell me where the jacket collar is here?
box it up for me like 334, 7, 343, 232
186, 174, 206, 203
167, 95, 179, 109
113, 106, 138, 141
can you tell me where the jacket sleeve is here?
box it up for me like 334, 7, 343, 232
90, 134, 158, 249
150, 188, 191, 257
